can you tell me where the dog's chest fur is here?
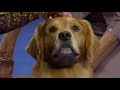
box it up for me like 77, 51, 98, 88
33, 61, 94, 78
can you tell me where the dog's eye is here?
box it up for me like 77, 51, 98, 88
49, 26, 57, 32
73, 26, 79, 31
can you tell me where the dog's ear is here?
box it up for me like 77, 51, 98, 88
26, 35, 39, 60
26, 22, 45, 61
81, 20, 101, 64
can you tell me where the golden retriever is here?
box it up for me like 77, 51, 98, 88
25, 17, 100, 78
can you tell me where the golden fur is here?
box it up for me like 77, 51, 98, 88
25, 17, 100, 78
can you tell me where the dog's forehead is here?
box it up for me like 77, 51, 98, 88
47, 17, 77, 24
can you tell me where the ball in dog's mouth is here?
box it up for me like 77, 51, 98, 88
50, 46, 80, 68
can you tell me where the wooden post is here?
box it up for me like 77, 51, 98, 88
0, 28, 21, 78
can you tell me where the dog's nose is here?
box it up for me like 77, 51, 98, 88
59, 31, 71, 41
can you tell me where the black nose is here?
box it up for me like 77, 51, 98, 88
59, 31, 71, 41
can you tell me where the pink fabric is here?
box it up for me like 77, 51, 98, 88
95, 44, 120, 78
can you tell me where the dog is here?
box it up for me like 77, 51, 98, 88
26, 17, 101, 78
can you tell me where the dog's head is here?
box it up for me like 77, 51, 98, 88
26, 17, 100, 68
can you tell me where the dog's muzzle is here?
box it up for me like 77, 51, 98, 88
44, 31, 80, 68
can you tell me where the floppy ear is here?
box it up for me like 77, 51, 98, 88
25, 22, 45, 61
81, 20, 101, 64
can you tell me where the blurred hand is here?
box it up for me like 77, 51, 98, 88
44, 12, 72, 20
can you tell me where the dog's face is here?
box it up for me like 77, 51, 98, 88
42, 17, 83, 68
26, 17, 100, 68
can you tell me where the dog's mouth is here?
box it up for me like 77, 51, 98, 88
49, 45, 80, 68
52, 45, 79, 57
